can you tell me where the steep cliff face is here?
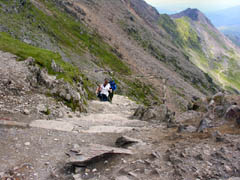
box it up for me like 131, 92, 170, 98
0, 0, 231, 112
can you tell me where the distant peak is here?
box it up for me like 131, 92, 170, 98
171, 8, 214, 27
171, 8, 202, 21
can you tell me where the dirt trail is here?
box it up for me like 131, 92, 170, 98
0, 95, 155, 179
1, 93, 240, 180
29, 95, 148, 134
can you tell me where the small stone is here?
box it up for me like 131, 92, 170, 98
85, 169, 90, 173
23, 109, 30, 115
225, 165, 232, 173
92, 168, 97, 172
45, 162, 50, 165
128, 172, 138, 178
195, 154, 204, 161
75, 167, 83, 174
104, 160, 108, 164
24, 142, 30, 146
73, 174, 82, 180
121, 158, 127, 164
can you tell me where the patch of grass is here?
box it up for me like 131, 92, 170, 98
169, 86, 185, 98
0, 32, 80, 83
175, 17, 201, 51
124, 79, 160, 106
158, 14, 183, 47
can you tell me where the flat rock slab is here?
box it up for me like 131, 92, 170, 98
80, 126, 134, 133
68, 144, 133, 166
30, 120, 74, 132
0, 120, 29, 128
228, 178, 240, 180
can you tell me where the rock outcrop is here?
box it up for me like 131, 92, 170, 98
132, 104, 173, 123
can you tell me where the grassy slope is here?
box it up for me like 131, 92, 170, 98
0, 32, 80, 83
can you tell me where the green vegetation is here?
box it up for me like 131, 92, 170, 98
158, 14, 183, 47
124, 79, 160, 106
0, 32, 81, 83
175, 17, 201, 50
169, 86, 185, 98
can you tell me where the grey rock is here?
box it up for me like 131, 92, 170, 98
51, 59, 63, 73
212, 92, 224, 105
37, 104, 48, 114
132, 104, 169, 122
23, 109, 30, 115
228, 178, 240, 180
177, 125, 197, 133
24, 142, 30, 146
214, 106, 225, 118
197, 118, 209, 132
115, 136, 142, 147
73, 174, 83, 180
225, 105, 240, 121
66, 94, 71, 101
25, 57, 35, 66
67, 144, 133, 166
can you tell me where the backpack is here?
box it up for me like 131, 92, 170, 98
109, 80, 117, 91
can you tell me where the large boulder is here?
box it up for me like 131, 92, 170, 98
214, 105, 225, 118
212, 92, 225, 105
225, 105, 240, 122
51, 79, 86, 112
132, 104, 169, 122
26, 59, 56, 88
51, 59, 63, 73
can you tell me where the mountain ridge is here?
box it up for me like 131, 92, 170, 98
172, 7, 240, 92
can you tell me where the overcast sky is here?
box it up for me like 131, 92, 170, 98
145, 0, 240, 13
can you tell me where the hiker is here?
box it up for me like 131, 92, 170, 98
109, 79, 117, 102
96, 78, 112, 102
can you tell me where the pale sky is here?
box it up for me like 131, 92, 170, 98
145, 0, 240, 13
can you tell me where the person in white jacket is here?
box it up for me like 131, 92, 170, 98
96, 78, 112, 101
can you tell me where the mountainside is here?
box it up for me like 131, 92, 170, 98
172, 8, 240, 93
0, 0, 222, 112
0, 0, 239, 111
207, 6, 240, 47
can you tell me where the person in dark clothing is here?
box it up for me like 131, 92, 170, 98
108, 79, 117, 102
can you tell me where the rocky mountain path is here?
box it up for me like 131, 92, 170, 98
29, 95, 149, 134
